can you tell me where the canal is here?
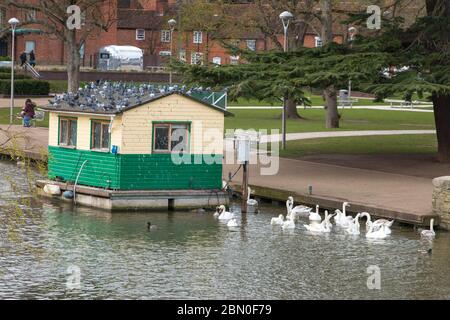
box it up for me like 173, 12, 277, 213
0, 161, 449, 299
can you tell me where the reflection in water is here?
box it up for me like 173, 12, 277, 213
1, 161, 450, 299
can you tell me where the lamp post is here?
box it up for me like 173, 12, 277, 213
279, 11, 293, 150
8, 17, 19, 125
168, 18, 177, 85
348, 27, 357, 101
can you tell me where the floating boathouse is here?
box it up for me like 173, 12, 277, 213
38, 84, 232, 210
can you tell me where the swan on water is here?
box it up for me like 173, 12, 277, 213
304, 211, 335, 233
217, 205, 234, 220
361, 212, 394, 235
213, 206, 221, 218
147, 222, 158, 231
366, 224, 389, 239
271, 214, 285, 226
346, 213, 362, 235
334, 202, 353, 227
227, 218, 239, 228
247, 187, 258, 206
287, 196, 312, 220
421, 219, 436, 239
281, 216, 296, 230
309, 205, 322, 222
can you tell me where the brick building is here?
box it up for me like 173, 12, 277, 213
0, 0, 423, 68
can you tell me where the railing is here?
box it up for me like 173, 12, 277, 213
23, 61, 42, 79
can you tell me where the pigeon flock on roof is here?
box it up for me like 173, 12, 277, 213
48, 81, 218, 113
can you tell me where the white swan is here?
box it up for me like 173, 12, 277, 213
366, 224, 389, 239
421, 219, 436, 239
309, 205, 322, 222
271, 214, 285, 226
213, 206, 221, 218
287, 196, 312, 220
281, 216, 296, 230
334, 202, 353, 227
346, 213, 361, 235
361, 212, 394, 235
247, 187, 258, 206
304, 211, 335, 233
217, 205, 234, 220
227, 218, 239, 228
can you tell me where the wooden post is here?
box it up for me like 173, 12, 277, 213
241, 160, 249, 214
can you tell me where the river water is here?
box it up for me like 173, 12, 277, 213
0, 161, 449, 300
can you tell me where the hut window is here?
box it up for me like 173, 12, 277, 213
59, 118, 77, 147
153, 123, 189, 153
91, 121, 110, 151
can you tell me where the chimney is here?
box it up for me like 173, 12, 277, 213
156, 0, 168, 16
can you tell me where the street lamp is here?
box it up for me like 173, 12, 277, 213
348, 27, 358, 101
8, 17, 19, 125
279, 11, 293, 150
168, 18, 177, 85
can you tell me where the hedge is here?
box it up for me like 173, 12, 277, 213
0, 73, 31, 80
0, 79, 50, 96
0, 56, 11, 61
0, 67, 11, 73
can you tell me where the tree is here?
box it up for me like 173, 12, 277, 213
7, 0, 116, 92
365, 0, 450, 161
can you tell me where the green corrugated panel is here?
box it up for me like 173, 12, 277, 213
48, 146, 120, 189
48, 147, 223, 191
119, 154, 223, 190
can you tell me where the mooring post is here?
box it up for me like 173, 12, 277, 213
241, 160, 249, 214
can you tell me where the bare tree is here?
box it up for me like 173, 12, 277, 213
7, 0, 117, 92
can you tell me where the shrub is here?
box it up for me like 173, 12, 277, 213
0, 73, 31, 80
0, 56, 11, 61
0, 79, 50, 96
0, 67, 11, 73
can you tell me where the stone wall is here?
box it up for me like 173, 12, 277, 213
432, 176, 450, 230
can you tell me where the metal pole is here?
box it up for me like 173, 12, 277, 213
10, 27, 15, 125
282, 25, 288, 150
241, 160, 249, 214
169, 28, 174, 85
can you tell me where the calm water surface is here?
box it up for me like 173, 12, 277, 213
0, 161, 449, 300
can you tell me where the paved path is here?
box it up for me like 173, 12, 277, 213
228, 105, 433, 112
0, 98, 51, 109
259, 130, 436, 143
0, 125, 438, 225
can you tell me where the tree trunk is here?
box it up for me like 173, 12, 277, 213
320, 0, 339, 128
433, 94, 450, 162
324, 85, 339, 128
67, 30, 81, 93
286, 98, 303, 119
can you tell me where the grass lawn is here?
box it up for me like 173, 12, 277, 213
277, 134, 437, 157
228, 96, 394, 107
0, 107, 49, 127
225, 109, 435, 133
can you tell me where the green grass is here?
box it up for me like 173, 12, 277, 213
228, 96, 394, 107
225, 109, 435, 133
277, 134, 437, 157
0, 107, 49, 127
48, 80, 88, 94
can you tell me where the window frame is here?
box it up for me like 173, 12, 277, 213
246, 39, 257, 51
315, 36, 323, 48
58, 117, 77, 148
161, 30, 171, 43
193, 31, 203, 44
191, 52, 203, 65
136, 29, 146, 41
91, 120, 111, 152
152, 122, 191, 154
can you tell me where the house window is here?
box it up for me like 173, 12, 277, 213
193, 31, 203, 44
179, 49, 186, 62
315, 36, 323, 48
161, 30, 171, 43
212, 56, 222, 65
191, 52, 203, 65
153, 123, 190, 153
25, 41, 35, 53
246, 39, 256, 51
136, 29, 146, 41
26, 9, 36, 21
230, 55, 240, 65
91, 121, 110, 151
59, 118, 77, 147
0, 8, 6, 27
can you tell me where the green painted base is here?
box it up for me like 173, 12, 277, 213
48, 146, 223, 190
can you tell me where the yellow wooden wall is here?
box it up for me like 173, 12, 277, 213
120, 94, 225, 155
48, 94, 225, 155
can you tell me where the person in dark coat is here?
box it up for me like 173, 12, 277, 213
20, 51, 27, 67
21, 99, 36, 127
29, 50, 36, 67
